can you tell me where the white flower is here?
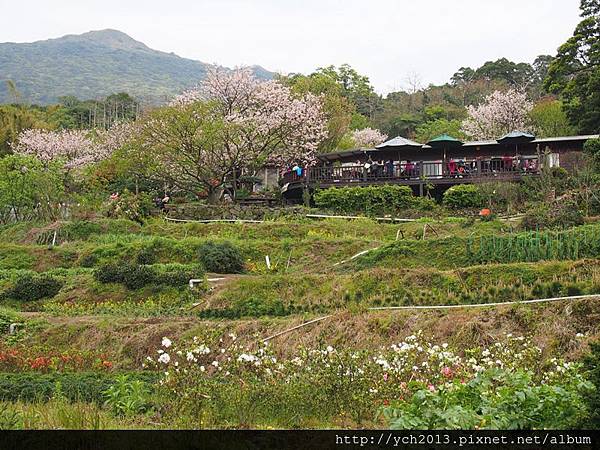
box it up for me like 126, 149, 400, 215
162, 337, 172, 348
186, 352, 195, 362
158, 353, 171, 364
576, 333, 584, 338
326, 346, 334, 353
200, 365, 206, 372
211, 360, 219, 367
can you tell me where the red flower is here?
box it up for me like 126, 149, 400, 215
102, 360, 113, 369
441, 366, 453, 378
30, 357, 51, 371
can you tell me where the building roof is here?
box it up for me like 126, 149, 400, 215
317, 148, 369, 162
376, 136, 423, 149
498, 131, 536, 143
427, 134, 463, 145
315, 134, 600, 160
532, 134, 600, 143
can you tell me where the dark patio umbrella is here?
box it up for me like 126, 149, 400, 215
497, 131, 535, 155
498, 131, 536, 169
426, 134, 463, 165
375, 136, 423, 161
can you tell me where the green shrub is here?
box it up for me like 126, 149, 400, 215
3, 273, 63, 301
154, 264, 203, 287
583, 341, 600, 428
314, 185, 433, 216
442, 185, 484, 209
584, 138, 600, 166
520, 202, 584, 231
381, 367, 592, 429
94, 263, 127, 284
198, 242, 244, 274
94, 263, 200, 289
103, 374, 152, 417
78, 253, 99, 268
102, 190, 153, 224
0, 372, 158, 403
120, 265, 155, 290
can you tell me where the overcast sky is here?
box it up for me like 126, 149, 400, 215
2, 0, 582, 94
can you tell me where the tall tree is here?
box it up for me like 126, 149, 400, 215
281, 71, 355, 152
545, 0, 600, 133
135, 68, 327, 202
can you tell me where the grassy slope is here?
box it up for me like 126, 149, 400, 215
0, 216, 598, 368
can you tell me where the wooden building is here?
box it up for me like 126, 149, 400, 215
280, 132, 600, 198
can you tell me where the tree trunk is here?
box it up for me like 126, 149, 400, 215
207, 187, 224, 204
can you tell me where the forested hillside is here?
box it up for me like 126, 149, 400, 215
0, 29, 273, 104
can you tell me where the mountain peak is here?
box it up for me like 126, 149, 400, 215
58, 29, 151, 52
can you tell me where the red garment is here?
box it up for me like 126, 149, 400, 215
448, 160, 457, 174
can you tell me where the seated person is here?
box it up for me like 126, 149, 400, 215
447, 160, 457, 177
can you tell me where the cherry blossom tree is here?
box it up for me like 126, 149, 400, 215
13, 122, 134, 171
461, 89, 534, 140
351, 127, 388, 148
140, 68, 328, 201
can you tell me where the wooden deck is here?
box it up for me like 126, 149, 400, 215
281, 158, 540, 193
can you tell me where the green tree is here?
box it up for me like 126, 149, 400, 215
0, 105, 53, 156
315, 64, 382, 119
0, 155, 64, 223
529, 99, 576, 137
283, 71, 355, 152
545, 0, 600, 133
415, 118, 466, 143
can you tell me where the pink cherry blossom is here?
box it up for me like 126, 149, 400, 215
13, 122, 135, 171
351, 128, 388, 148
462, 89, 534, 140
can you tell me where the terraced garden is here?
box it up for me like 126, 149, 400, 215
0, 215, 598, 429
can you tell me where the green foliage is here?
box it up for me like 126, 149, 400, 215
467, 227, 598, 265
3, 273, 63, 302
520, 201, 584, 231
442, 185, 484, 209
381, 367, 592, 429
529, 99, 576, 138
94, 262, 201, 290
0, 155, 64, 223
583, 340, 600, 428
102, 190, 153, 224
314, 185, 434, 216
584, 138, 600, 167
545, 2, 600, 133
198, 242, 244, 274
0, 372, 157, 403
0, 104, 55, 156
103, 374, 151, 417
414, 118, 466, 143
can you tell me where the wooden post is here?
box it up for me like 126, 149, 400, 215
419, 183, 424, 197
419, 160, 424, 179
476, 158, 482, 177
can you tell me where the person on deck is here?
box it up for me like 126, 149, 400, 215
404, 160, 414, 178
502, 154, 513, 172
447, 160, 457, 177
385, 160, 395, 178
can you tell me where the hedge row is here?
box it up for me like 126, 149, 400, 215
84, 240, 245, 275
0, 372, 158, 403
313, 185, 435, 216
94, 263, 203, 290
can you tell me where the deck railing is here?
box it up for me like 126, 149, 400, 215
280, 157, 540, 186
